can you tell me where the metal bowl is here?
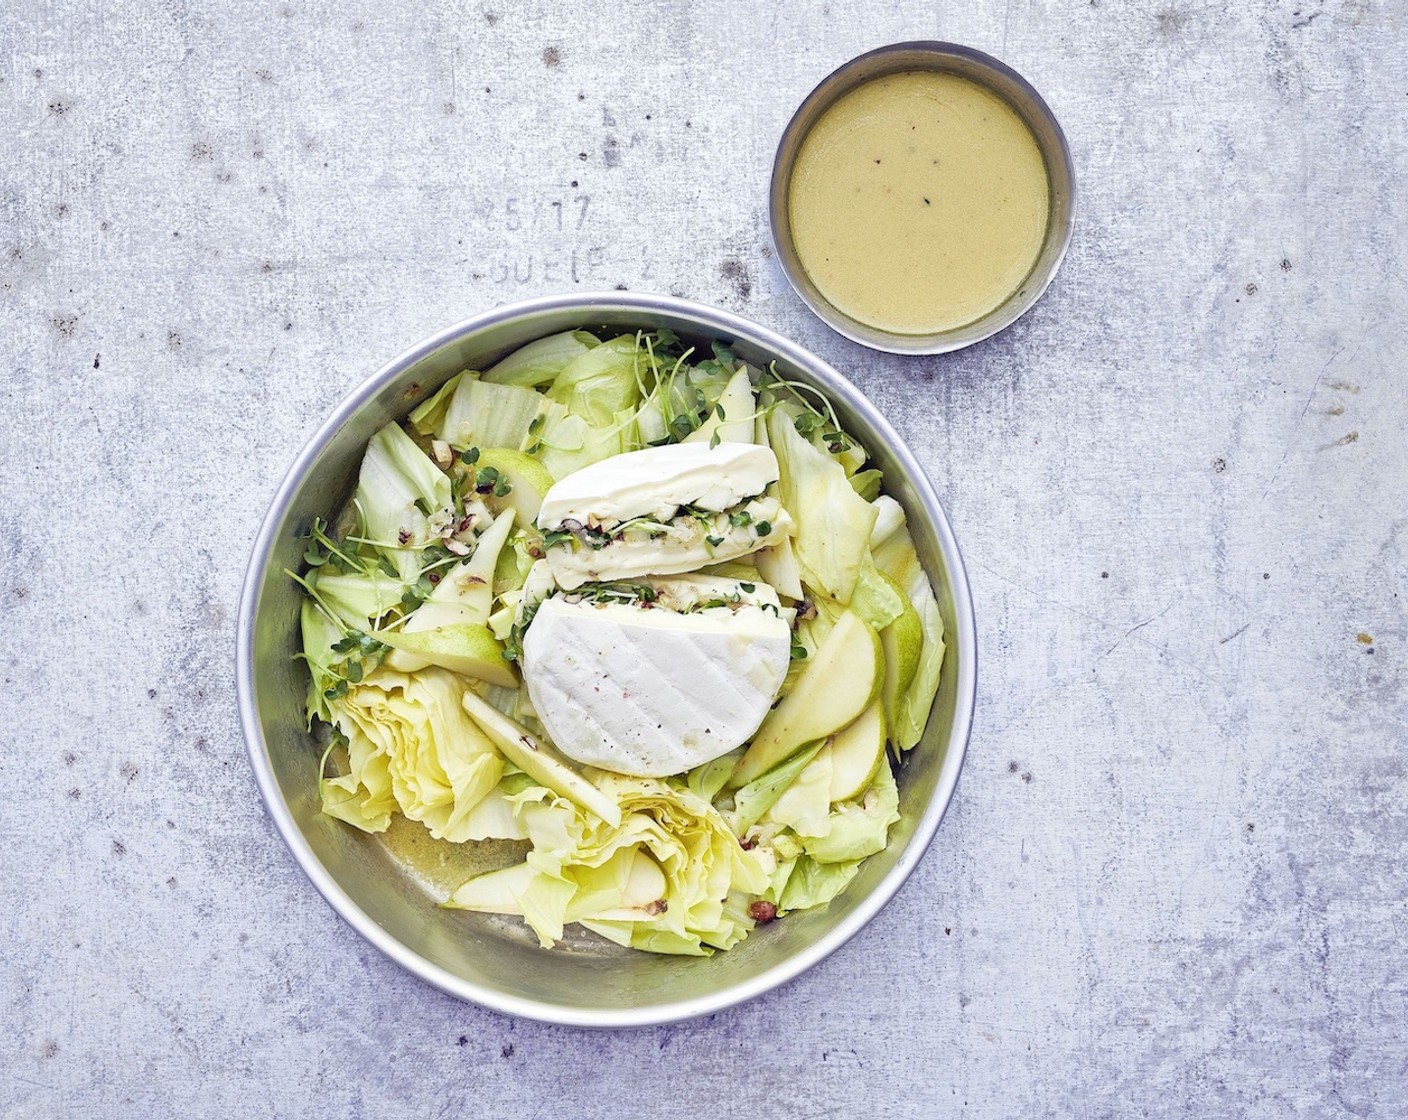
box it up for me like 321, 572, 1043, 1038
770, 41, 1076, 354
236, 292, 976, 1026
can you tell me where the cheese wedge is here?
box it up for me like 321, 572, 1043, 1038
537, 442, 779, 529
536, 443, 788, 589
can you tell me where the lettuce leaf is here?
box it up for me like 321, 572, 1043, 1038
407, 373, 464, 438
767, 407, 877, 604
896, 581, 945, 750
779, 856, 862, 913
353, 423, 452, 581
547, 334, 642, 428
799, 757, 900, 864
482, 330, 599, 388
441, 376, 544, 452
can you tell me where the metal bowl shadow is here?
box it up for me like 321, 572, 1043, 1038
770, 41, 1076, 354
236, 292, 976, 1026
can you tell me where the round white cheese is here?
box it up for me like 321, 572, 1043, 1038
521, 595, 792, 777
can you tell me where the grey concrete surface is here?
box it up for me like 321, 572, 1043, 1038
3, 0, 1406, 1116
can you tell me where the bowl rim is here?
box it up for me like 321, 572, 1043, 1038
769, 40, 1077, 354
236, 291, 977, 1027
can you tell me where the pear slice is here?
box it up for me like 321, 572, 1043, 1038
471, 448, 556, 525
818, 700, 887, 802
683, 367, 757, 446
404, 508, 516, 633
377, 622, 518, 688
878, 573, 923, 727
460, 688, 622, 827
729, 609, 881, 788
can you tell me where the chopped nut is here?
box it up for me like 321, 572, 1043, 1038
748, 901, 778, 924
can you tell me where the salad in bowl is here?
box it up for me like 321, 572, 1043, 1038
292, 326, 945, 956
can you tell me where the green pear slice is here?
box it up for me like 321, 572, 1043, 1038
729, 609, 881, 788
460, 688, 622, 827
878, 572, 923, 727
404, 508, 516, 633
472, 448, 556, 525
683, 367, 757, 445
377, 622, 518, 688
818, 699, 887, 802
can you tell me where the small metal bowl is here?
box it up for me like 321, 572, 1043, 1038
237, 293, 976, 1026
770, 42, 1076, 354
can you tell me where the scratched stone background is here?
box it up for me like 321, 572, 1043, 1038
3, 0, 1406, 1115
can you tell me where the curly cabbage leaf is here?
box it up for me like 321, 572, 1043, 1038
320, 667, 502, 842
446, 776, 768, 953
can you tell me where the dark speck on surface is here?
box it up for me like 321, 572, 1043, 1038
111, 839, 125, 856
720, 258, 751, 300
457, 1035, 468, 1046
1008, 761, 1019, 772
1157, 6, 1188, 34
1213, 457, 1226, 472
1101, 571, 1109, 579
1281, 257, 1293, 270
501, 1043, 515, 1058
542, 46, 561, 67
147, 688, 157, 699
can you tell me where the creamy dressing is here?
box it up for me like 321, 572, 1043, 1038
788, 70, 1050, 335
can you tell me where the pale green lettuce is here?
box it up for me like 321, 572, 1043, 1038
483, 330, 600, 388
321, 667, 502, 842
353, 422, 451, 581
446, 776, 768, 953
767, 406, 877, 604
